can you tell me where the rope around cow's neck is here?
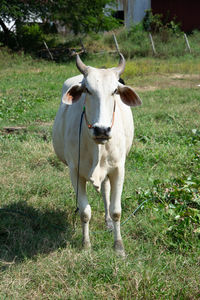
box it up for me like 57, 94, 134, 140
74, 107, 85, 214
75, 100, 116, 213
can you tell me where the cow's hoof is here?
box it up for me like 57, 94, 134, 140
106, 219, 114, 231
114, 240, 126, 258
82, 240, 91, 250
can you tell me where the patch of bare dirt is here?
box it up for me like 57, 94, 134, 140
170, 74, 200, 79
134, 86, 157, 92
132, 73, 200, 92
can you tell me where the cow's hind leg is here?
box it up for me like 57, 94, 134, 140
101, 177, 113, 230
70, 169, 91, 249
109, 167, 125, 257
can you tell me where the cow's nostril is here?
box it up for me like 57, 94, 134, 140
93, 126, 101, 136
93, 126, 111, 137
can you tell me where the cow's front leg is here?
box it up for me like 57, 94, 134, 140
70, 169, 91, 249
109, 166, 125, 257
101, 177, 113, 230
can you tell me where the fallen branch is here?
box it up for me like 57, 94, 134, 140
3, 126, 27, 133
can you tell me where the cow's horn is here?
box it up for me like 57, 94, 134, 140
114, 53, 126, 76
76, 54, 88, 75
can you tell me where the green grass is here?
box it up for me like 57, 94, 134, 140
0, 49, 200, 299
82, 26, 200, 59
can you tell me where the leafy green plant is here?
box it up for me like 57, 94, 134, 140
143, 9, 163, 33
136, 174, 200, 250
143, 9, 181, 35
17, 23, 44, 52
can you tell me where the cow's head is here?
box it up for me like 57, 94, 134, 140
62, 53, 142, 144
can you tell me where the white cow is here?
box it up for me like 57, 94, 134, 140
53, 54, 142, 256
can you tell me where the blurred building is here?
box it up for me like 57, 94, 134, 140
115, 0, 200, 32
151, 0, 200, 32
116, 0, 150, 27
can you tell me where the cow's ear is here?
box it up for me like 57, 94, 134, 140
62, 85, 84, 105
117, 84, 142, 107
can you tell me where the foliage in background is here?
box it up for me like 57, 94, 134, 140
0, 0, 46, 48
143, 9, 181, 34
83, 25, 200, 59
52, 0, 120, 35
16, 23, 44, 52
0, 0, 119, 51
42, 26, 200, 61
1, 0, 200, 60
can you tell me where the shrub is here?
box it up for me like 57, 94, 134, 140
143, 9, 163, 33
143, 9, 181, 35
17, 23, 44, 53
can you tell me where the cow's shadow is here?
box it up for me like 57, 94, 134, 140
0, 201, 78, 269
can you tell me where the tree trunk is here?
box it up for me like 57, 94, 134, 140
0, 18, 11, 45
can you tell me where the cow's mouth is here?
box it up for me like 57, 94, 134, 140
93, 137, 110, 144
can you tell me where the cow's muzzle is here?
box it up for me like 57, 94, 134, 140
92, 126, 111, 144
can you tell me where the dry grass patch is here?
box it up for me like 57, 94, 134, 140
130, 73, 200, 92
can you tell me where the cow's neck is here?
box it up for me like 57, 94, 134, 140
82, 126, 108, 192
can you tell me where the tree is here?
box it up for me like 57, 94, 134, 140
0, 0, 48, 47
0, 0, 119, 49
52, 0, 119, 34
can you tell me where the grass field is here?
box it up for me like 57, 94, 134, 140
0, 49, 200, 299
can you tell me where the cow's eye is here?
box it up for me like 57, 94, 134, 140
112, 88, 118, 95
85, 87, 91, 94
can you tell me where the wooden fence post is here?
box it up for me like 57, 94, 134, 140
149, 33, 157, 55
113, 33, 120, 54
184, 33, 192, 53
43, 41, 54, 60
